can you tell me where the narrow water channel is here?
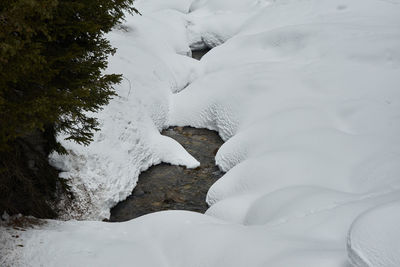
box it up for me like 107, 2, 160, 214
110, 49, 215, 222
191, 48, 211, 60
110, 126, 224, 222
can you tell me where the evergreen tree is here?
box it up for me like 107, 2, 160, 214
0, 0, 137, 217
0, 0, 137, 151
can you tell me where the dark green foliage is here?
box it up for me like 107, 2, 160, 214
0, 129, 59, 218
0, 0, 136, 151
0, 0, 137, 216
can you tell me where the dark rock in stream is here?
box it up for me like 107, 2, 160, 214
109, 126, 224, 222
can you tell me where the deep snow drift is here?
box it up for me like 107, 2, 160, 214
49, 4, 202, 219
2, 0, 400, 266
347, 201, 400, 267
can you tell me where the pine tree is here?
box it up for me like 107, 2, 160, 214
0, 0, 137, 217
0, 0, 137, 151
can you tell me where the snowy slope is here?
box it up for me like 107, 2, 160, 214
49, 6, 201, 219
2, 0, 400, 266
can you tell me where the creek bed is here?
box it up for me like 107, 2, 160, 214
109, 126, 224, 222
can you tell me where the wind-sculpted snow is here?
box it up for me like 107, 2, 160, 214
5, 0, 400, 266
170, 0, 400, 265
347, 201, 400, 267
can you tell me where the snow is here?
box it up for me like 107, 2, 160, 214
2, 0, 400, 266
347, 200, 400, 267
49, 8, 201, 219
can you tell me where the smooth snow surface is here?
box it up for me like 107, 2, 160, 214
2, 0, 400, 266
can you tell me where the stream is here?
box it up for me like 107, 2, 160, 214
109, 126, 224, 222
110, 48, 221, 222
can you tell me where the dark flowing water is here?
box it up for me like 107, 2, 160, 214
191, 48, 211, 60
109, 126, 224, 222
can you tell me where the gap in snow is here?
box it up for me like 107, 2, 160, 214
174, 48, 212, 93
109, 126, 224, 222
191, 48, 211, 60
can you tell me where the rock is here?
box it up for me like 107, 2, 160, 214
151, 202, 162, 207
133, 188, 145, 197
2, 211, 10, 221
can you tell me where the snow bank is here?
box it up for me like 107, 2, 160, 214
170, 0, 400, 264
50, 4, 201, 220
9, 190, 400, 267
4, 0, 400, 266
347, 201, 400, 267
171, 0, 400, 212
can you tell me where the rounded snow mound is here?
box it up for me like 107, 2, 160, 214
347, 200, 400, 267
